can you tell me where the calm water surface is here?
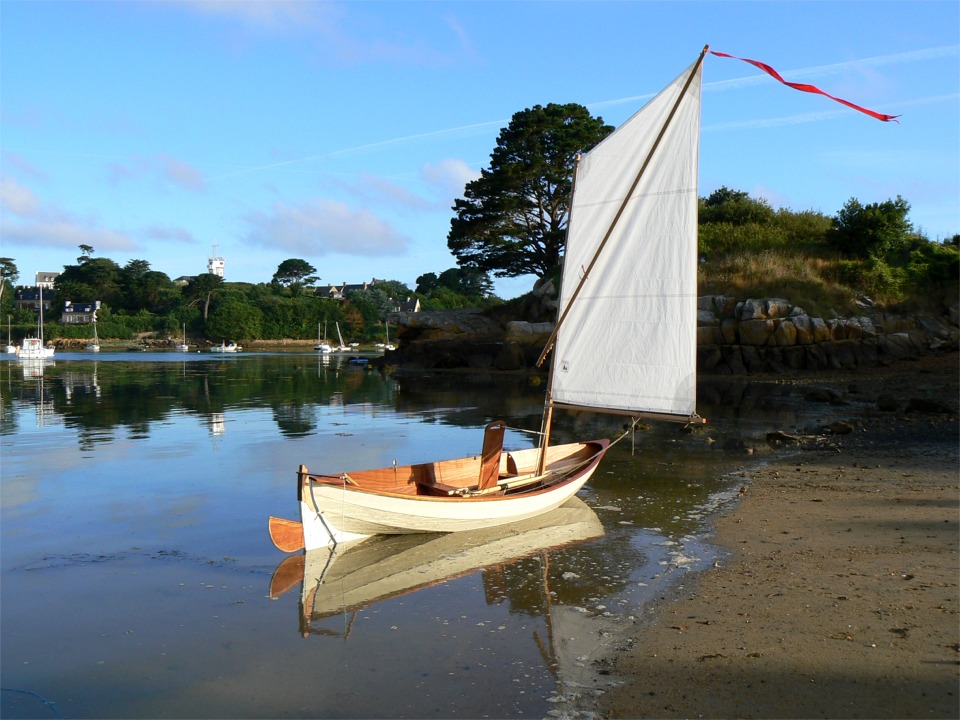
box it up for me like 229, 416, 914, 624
1, 352, 799, 719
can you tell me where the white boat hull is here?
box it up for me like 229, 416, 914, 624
17, 338, 55, 359
296, 440, 608, 550
279, 497, 604, 622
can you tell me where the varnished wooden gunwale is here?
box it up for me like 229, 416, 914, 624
300, 442, 600, 506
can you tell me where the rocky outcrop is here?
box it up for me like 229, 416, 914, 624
388, 309, 550, 371
388, 294, 959, 375
695, 295, 959, 374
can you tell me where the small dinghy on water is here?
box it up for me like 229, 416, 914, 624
269, 46, 896, 553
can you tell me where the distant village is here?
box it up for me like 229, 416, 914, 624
13, 251, 420, 325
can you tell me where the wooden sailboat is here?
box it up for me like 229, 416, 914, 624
269, 49, 707, 553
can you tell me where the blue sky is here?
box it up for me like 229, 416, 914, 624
2, 1, 957, 300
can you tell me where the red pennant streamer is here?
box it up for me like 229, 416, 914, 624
710, 50, 900, 123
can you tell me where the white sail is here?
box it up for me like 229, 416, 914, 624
551, 59, 702, 419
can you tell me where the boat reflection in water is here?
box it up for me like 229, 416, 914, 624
270, 497, 604, 640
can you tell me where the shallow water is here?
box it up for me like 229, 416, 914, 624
1, 352, 774, 719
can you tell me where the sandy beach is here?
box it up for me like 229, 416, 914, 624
599, 352, 959, 719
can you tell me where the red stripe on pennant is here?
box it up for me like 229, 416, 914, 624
710, 50, 900, 123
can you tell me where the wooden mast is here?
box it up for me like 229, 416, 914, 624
535, 45, 709, 474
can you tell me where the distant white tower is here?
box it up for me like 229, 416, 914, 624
208, 245, 225, 278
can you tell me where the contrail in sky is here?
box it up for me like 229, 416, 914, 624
207, 45, 958, 181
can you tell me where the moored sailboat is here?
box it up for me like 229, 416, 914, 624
5, 315, 15, 354
176, 323, 189, 352
270, 49, 709, 552
314, 321, 332, 354
375, 321, 395, 351
85, 321, 100, 352
334, 322, 350, 352
17, 286, 55, 360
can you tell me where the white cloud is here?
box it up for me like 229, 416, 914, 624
160, 154, 206, 192
243, 198, 410, 257
176, 0, 336, 33
5, 153, 48, 181
2, 216, 136, 253
177, 0, 436, 64
108, 154, 206, 192
0, 175, 40, 216
0, 176, 137, 253
333, 172, 435, 213
421, 158, 478, 199
750, 183, 791, 210
143, 224, 198, 244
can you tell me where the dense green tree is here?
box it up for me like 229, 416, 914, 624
346, 288, 395, 335
373, 279, 413, 299
118, 260, 179, 314
831, 196, 915, 257
272, 259, 318, 296
55, 256, 123, 308
206, 297, 263, 340
700, 186, 775, 226
0, 257, 18, 309
184, 273, 224, 321
438, 268, 492, 298
415, 272, 439, 295
448, 103, 613, 279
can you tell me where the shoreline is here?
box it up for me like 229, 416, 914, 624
597, 353, 959, 719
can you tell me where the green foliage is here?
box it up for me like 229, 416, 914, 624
184, 273, 224, 320
415, 272, 439, 294
448, 103, 613, 278
697, 188, 954, 314
346, 288, 396, 338
272, 259, 318, 295
416, 267, 495, 309
698, 221, 788, 256
831, 196, 915, 257
697, 188, 834, 257
0, 257, 18, 313
373, 279, 413, 298
55, 257, 124, 309
206, 297, 263, 340
700, 187, 775, 226
419, 287, 476, 310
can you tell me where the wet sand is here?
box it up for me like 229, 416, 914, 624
600, 353, 959, 719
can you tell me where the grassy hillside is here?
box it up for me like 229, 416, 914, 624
696, 189, 958, 318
